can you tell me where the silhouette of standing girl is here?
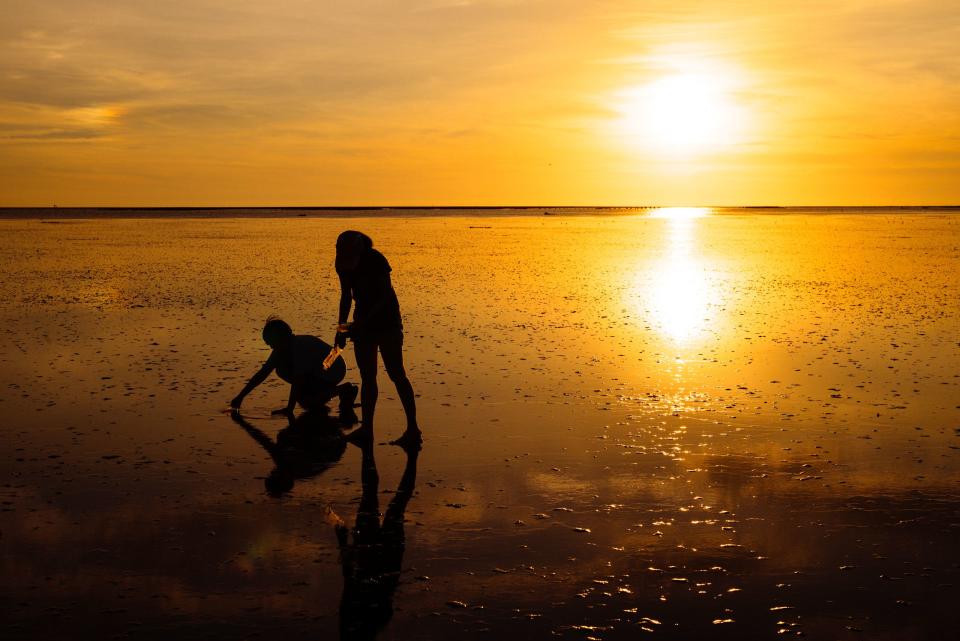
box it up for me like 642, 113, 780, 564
334, 231, 421, 447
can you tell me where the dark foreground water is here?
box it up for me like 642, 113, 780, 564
1, 209, 958, 639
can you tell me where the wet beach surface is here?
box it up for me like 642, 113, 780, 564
1, 210, 959, 639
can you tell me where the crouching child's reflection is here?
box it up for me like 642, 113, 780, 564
328, 436, 419, 640
229, 409, 352, 497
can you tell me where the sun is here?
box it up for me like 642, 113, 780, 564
614, 71, 746, 157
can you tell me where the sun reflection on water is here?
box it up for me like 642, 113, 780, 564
648, 206, 709, 220
642, 207, 716, 344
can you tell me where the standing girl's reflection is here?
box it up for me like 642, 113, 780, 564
334, 437, 419, 640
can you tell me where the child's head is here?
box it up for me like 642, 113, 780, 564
265, 468, 294, 496
335, 230, 373, 272
262, 316, 293, 348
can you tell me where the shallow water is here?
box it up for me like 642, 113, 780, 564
2, 209, 958, 639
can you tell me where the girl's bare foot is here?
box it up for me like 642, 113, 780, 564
390, 429, 422, 450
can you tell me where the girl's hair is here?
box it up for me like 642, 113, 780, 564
262, 316, 293, 345
336, 230, 373, 254
335, 230, 373, 271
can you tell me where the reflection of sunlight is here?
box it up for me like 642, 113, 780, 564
640, 208, 715, 344
649, 256, 709, 343
648, 207, 709, 220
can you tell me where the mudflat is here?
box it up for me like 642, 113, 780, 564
2, 209, 958, 639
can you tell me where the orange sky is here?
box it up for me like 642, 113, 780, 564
1, 0, 958, 206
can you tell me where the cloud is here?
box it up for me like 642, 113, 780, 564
1, 127, 107, 140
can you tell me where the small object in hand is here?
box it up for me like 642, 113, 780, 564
323, 345, 343, 370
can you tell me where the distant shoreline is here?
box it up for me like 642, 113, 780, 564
1, 205, 959, 219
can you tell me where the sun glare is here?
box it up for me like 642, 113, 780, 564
648, 207, 709, 219
614, 70, 746, 157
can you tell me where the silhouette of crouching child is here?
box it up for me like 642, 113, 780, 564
231, 317, 358, 418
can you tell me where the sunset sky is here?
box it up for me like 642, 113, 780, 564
1, 0, 958, 206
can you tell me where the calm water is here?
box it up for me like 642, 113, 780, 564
1, 208, 958, 639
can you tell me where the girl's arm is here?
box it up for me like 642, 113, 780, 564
336, 271, 353, 347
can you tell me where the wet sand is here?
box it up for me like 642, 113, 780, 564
1, 209, 958, 639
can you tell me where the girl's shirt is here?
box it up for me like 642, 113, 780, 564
338, 248, 402, 330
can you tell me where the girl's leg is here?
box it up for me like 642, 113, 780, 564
380, 336, 419, 436
353, 340, 379, 429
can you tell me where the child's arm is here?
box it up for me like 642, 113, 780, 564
273, 380, 301, 415
230, 355, 276, 408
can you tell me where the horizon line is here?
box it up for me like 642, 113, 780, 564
3, 204, 960, 211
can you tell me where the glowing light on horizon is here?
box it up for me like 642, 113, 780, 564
648, 206, 710, 220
